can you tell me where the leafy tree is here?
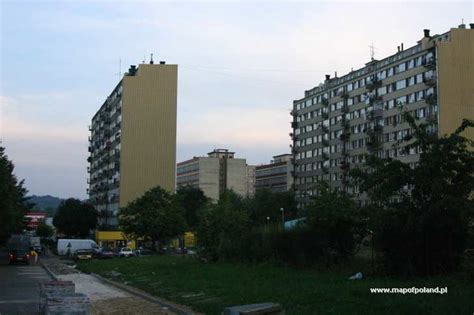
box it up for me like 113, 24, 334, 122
53, 199, 97, 238
118, 186, 185, 251
36, 221, 54, 239
0, 146, 30, 244
244, 189, 297, 226
305, 182, 367, 262
175, 186, 209, 231
196, 191, 251, 261
352, 115, 474, 276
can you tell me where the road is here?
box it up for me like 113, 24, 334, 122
0, 250, 52, 315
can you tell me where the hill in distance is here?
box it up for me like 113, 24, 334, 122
27, 195, 63, 216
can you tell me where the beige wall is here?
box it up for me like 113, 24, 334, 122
119, 64, 178, 207
226, 158, 247, 196
198, 158, 220, 201
438, 28, 474, 139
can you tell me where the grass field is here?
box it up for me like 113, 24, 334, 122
78, 253, 474, 315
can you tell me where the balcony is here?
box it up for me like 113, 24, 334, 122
340, 161, 350, 171
321, 125, 329, 133
423, 75, 437, 87
341, 105, 349, 114
322, 152, 329, 160
321, 112, 329, 120
367, 139, 382, 151
422, 56, 436, 69
291, 121, 297, 128
338, 90, 349, 99
321, 98, 329, 106
339, 132, 350, 142
322, 139, 329, 147
366, 77, 382, 91
425, 93, 437, 105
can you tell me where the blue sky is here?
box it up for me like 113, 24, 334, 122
0, 0, 472, 198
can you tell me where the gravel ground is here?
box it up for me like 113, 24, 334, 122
42, 258, 177, 315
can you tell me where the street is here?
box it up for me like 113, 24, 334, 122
0, 251, 52, 315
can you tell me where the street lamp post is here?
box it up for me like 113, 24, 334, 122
280, 208, 284, 229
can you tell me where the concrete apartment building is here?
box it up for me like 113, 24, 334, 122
291, 25, 474, 207
255, 154, 294, 193
176, 149, 255, 201
88, 61, 178, 241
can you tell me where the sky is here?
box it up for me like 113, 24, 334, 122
0, 0, 472, 199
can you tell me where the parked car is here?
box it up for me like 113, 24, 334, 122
95, 248, 116, 259
73, 249, 93, 261
9, 249, 30, 264
118, 247, 134, 257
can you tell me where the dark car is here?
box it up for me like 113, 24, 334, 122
95, 249, 115, 259
9, 249, 30, 264
72, 249, 93, 262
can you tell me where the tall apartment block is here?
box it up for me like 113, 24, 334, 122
176, 149, 255, 201
291, 25, 474, 207
88, 62, 178, 229
255, 154, 294, 193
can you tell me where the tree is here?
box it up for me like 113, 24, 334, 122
244, 189, 297, 226
118, 186, 186, 251
175, 186, 209, 231
0, 146, 30, 244
351, 115, 474, 275
53, 199, 98, 238
36, 221, 54, 239
196, 191, 251, 261
305, 182, 367, 262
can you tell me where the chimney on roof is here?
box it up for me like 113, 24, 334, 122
459, 23, 466, 29
470, 23, 474, 29
397, 46, 400, 52
159, 61, 166, 64
401, 43, 404, 51
325, 74, 330, 81
423, 29, 430, 38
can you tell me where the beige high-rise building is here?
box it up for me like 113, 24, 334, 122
292, 25, 474, 207
88, 61, 177, 229
176, 149, 254, 201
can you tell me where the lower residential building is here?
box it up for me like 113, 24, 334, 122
255, 154, 294, 193
291, 25, 474, 208
176, 149, 255, 201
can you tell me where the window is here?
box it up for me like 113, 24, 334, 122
416, 73, 423, 83
407, 59, 414, 69
408, 76, 415, 86
387, 67, 394, 77
377, 86, 387, 95
348, 98, 354, 106
398, 62, 406, 73
396, 79, 406, 90
347, 83, 353, 91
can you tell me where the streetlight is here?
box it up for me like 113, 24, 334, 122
280, 208, 284, 229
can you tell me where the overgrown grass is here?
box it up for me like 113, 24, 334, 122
78, 253, 474, 315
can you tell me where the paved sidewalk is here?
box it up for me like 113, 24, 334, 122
42, 258, 177, 315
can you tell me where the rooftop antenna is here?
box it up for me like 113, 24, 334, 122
150, 53, 154, 64
369, 43, 375, 60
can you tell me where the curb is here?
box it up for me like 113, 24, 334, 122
90, 272, 197, 315
40, 261, 59, 281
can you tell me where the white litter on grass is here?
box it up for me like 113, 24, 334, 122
348, 272, 363, 280
57, 273, 131, 301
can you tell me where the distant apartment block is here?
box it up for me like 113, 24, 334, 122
291, 25, 474, 207
255, 154, 294, 193
176, 149, 254, 201
246, 165, 256, 197
88, 61, 178, 229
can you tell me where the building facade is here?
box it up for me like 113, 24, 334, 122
88, 62, 178, 230
255, 154, 294, 193
176, 149, 253, 201
292, 25, 474, 207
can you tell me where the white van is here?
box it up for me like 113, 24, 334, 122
57, 239, 98, 256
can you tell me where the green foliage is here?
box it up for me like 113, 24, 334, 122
196, 190, 251, 261
0, 146, 30, 244
243, 189, 297, 225
305, 182, 367, 262
352, 115, 474, 276
175, 185, 209, 231
119, 186, 186, 249
53, 199, 97, 238
36, 221, 54, 238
